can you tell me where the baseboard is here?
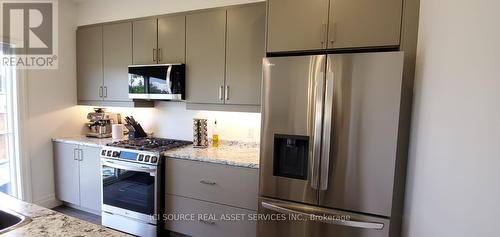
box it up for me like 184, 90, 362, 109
33, 194, 62, 209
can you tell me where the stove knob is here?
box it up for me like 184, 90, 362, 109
112, 151, 120, 157
144, 155, 150, 162
101, 150, 106, 156
138, 154, 144, 161
151, 156, 158, 163
107, 150, 112, 157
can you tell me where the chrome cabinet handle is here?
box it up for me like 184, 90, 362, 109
199, 219, 216, 225
311, 72, 325, 190
261, 201, 384, 230
78, 149, 83, 161
329, 21, 336, 47
103, 86, 107, 98
153, 48, 157, 62
320, 72, 334, 190
98, 86, 103, 97
218, 86, 224, 101
158, 48, 162, 62
224, 86, 229, 100
73, 148, 78, 160
200, 180, 216, 185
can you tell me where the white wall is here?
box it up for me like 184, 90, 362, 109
403, 0, 500, 236
26, 0, 89, 206
75, 0, 264, 26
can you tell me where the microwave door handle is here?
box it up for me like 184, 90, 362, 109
320, 72, 334, 190
166, 65, 173, 94
102, 160, 156, 174
261, 201, 384, 230
311, 72, 325, 190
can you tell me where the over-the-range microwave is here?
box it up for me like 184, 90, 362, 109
128, 64, 185, 101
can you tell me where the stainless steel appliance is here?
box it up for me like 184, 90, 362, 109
128, 64, 185, 100
101, 138, 192, 237
258, 52, 407, 237
86, 108, 121, 138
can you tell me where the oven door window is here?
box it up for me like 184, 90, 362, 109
102, 165, 155, 215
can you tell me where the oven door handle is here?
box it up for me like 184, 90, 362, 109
102, 160, 157, 174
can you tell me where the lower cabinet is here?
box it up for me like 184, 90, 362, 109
165, 194, 256, 237
165, 158, 259, 236
53, 142, 102, 214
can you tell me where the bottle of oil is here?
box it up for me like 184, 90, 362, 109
212, 119, 219, 148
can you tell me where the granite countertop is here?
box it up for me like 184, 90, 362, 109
0, 192, 130, 237
163, 141, 260, 169
52, 136, 260, 169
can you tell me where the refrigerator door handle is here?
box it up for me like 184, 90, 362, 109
311, 72, 325, 190
261, 201, 384, 230
320, 72, 334, 190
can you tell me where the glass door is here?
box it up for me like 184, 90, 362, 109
0, 43, 19, 197
102, 161, 157, 216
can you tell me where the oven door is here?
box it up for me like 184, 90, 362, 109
101, 158, 159, 224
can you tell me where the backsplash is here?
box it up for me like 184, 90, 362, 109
78, 102, 261, 143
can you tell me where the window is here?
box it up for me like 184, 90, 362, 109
0, 43, 19, 197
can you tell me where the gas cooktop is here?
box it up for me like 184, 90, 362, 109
106, 137, 192, 152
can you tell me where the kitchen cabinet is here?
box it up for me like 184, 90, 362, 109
164, 158, 259, 236
77, 23, 153, 107
225, 4, 265, 105
158, 15, 186, 63
186, 9, 227, 104
78, 145, 102, 213
103, 22, 132, 101
77, 25, 103, 101
132, 19, 157, 65
53, 142, 102, 214
266, 0, 403, 52
133, 16, 186, 65
186, 4, 265, 108
54, 142, 80, 205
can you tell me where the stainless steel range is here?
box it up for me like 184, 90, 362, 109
100, 138, 191, 237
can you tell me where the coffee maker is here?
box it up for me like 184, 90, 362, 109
86, 108, 121, 138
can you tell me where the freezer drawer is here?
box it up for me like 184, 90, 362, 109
257, 197, 390, 237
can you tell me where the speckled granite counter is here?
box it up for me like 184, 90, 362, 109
163, 141, 260, 169
0, 192, 130, 237
52, 135, 126, 148
53, 136, 260, 169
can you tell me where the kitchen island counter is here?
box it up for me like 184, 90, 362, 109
0, 192, 130, 237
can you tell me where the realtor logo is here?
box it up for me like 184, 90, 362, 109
1, 0, 58, 69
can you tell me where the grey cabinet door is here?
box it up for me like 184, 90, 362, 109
132, 19, 157, 65
158, 15, 186, 63
103, 22, 132, 101
77, 26, 103, 101
53, 142, 80, 205
225, 4, 265, 105
328, 0, 402, 49
266, 0, 329, 52
186, 10, 226, 104
78, 146, 102, 213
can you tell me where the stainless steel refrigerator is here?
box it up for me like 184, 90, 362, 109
258, 52, 407, 237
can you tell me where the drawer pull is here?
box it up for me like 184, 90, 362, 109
200, 180, 217, 185
199, 219, 216, 225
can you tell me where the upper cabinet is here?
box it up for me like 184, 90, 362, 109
186, 4, 265, 108
77, 25, 103, 101
158, 15, 186, 63
103, 22, 132, 101
186, 10, 227, 104
225, 4, 266, 106
266, 0, 329, 53
132, 19, 158, 65
133, 16, 186, 65
77, 24, 153, 107
266, 0, 403, 53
